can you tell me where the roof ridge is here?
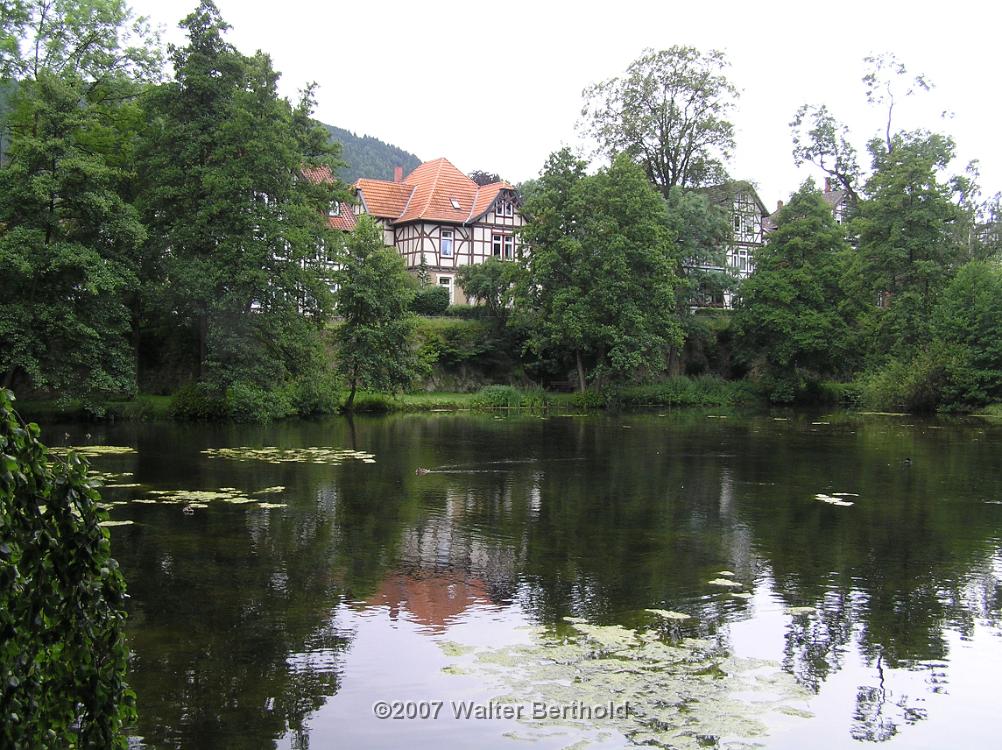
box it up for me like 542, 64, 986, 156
397, 184, 417, 220
465, 184, 482, 223
417, 158, 447, 219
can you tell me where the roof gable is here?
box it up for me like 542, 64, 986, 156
354, 157, 517, 225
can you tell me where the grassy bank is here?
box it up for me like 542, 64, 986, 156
16, 376, 761, 422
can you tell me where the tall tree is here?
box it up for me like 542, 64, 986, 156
334, 215, 417, 410
580, 46, 738, 195
517, 149, 683, 391
932, 261, 1002, 408
0, 0, 159, 405
468, 169, 503, 186
848, 131, 965, 358
733, 182, 855, 400
137, 0, 345, 392
790, 104, 861, 201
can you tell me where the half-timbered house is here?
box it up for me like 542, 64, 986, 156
694, 181, 770, 307
353, 158, 524, 304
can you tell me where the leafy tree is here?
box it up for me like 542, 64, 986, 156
932, 262, 1002, 408
662, 186, 731, 371
410, 284, 449, 316
862, 53, 933, 154
848, 132, 965, 358
580, 46, 738, 194
136, 1, 344, 394
456, 258, 520, 328
790, 104, 861, 201
468, 169, 502, 186
517, 149, 683, 391
334, 216, 417, 410
0, 390, 135, 748
0, 0, 159, 405
733, 182, 855, 400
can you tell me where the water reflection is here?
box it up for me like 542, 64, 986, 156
52, 410, 1002, 749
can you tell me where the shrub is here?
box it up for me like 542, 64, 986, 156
410, 285, 450, 316
283, 370, 343, 416
167, 382, 228, 420
225, 381, 294, 422
857, 352, 947, 413
471, 385, 524, 409
0, 390, 136, 748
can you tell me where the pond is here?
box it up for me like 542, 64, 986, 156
51, 409, 1002, 749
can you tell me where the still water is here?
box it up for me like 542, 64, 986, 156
54, 410, 1002, 749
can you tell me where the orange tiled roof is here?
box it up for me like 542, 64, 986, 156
355, 158, 514, 225
467, 180, 513, 221
300, 165, 357, 230
354, 178, 415, 219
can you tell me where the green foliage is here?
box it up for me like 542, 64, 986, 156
517, 150, 683, 391
470, 385, 526, 409
136, 1, 343, 395
410, 285, 450, 316
580, 46, 738, 193
455, 258, 520, 327
848, 132, 966, 358
167, 382, 228, 421
0, 0, 160, 404
0, 390, 135, 748
856, 351, 947, 413
323, 123, 420, 184
733, 181, 856, 401
932, 262, 1002, 408
616, 376, 754, 407
334, 216, 418, 409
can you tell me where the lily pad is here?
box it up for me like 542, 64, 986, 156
441, 618, 812, 748
201, 446, 376, 465
253, 485, 286, 495
51, 445, 136, 457
716, 570, 736, 577
708, 578, 743, 588
786, 607, 816, 616
99, 520, 134, 527
257, 502, 288, 509
731, 592, 753, 599
646, 609, 692, 621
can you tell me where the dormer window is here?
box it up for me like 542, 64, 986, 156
496, 199, 514, 217
328, 201, 340, 217
450, 198, 461, 210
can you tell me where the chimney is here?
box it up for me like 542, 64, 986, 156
777, 200, 784, 211
393, 166, 403, 183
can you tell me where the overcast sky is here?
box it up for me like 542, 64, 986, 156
128, 0, 1000, 210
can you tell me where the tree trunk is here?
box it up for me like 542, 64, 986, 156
344, 378, 357, 411
575, 351, 587, 393
197, 313, 207, 379
667, 345, 682, 377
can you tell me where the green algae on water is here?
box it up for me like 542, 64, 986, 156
201, 446, 376, 465
440, 619, 812, 749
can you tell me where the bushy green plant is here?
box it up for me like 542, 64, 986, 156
0, 390, 135, 748
471, 385, 524, 409
282, 370, 343, 416
410, 285, 450, 316
225, 381, 294, 422
167, 382, 228, 421
857, 352, 946, 413
569, 390, 609, 409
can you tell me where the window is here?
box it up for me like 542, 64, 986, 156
504, 235, 514, 259
492, 234, 503, 257
441, 229, 454, 257
496, 200, 514, 217
327, 201, 340, 217
733, 216, 741, 231
438, 275, 453, 304
450, 198, 461, 210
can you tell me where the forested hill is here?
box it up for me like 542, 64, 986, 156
324, 123, 421, 184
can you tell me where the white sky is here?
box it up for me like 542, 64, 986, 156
128, 0, 1000, 210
